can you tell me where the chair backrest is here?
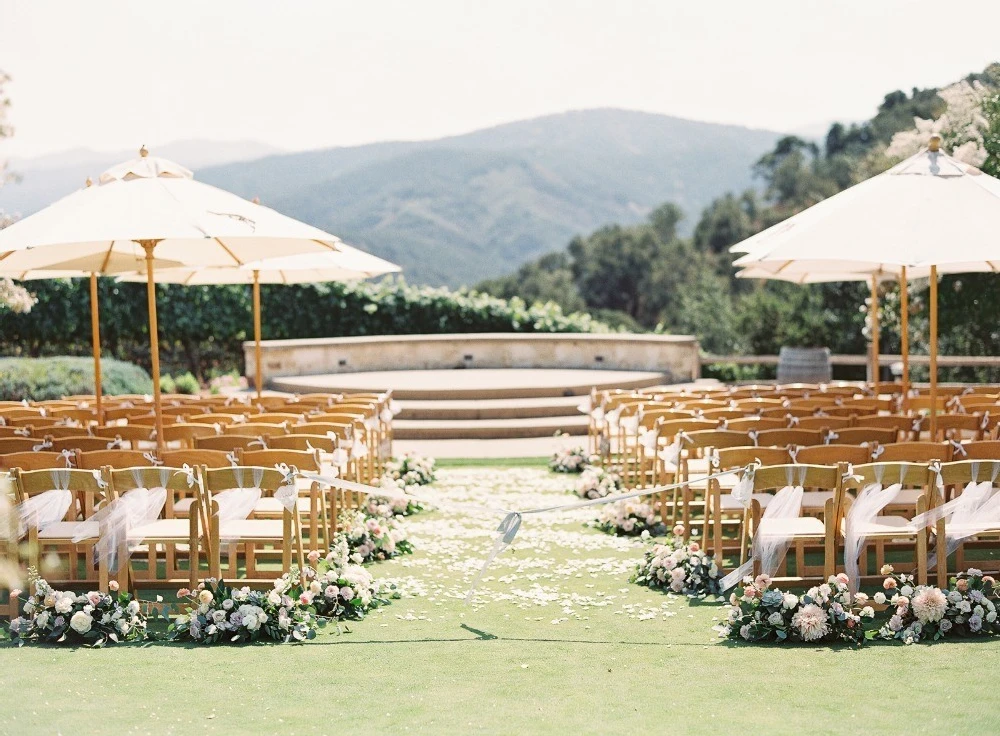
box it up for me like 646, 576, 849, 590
185, 413, 244, 426
253, 412, 307, 424
751, 463, 842, 493
10, 466, 110, 520
108, 464, 200, 520
875, 442, 952, 464
91, 425, 156, 443
684, 430, 754, 453
161, 423, 221, 444
795, 444, 872, 466
222, 422, 288, 437
753, 428, 824, 448
697, 408, 745, 421
242, 448, 321, 473
828, 427, 899, 446
959, 441, 1000, 460
656, 418, 718, 439
195, 435, 265, 452
937, 458, 1000, 488
268, 434, 337, 453
0, 426, 28, 438
199, 465, 296, 514
104, 405, 153, 421
716, 446, 791, 470
851, 461, 930, 488
794, 416, 853, 431
160, 449, 239, 469
0, 451, 75, 471
724, 417, 786, 432
290, 422, 352, 439
934, 413, 985, 441
49, 435, 127, 453
759, 407, 814, 419
0, 408, 47, 420
47, 407, 97, 423
76, 449, 153, 470
0, 437, 45, 454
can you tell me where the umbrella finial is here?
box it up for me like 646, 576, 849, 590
928, 134, 942, 152
139, 145, 149, 158
85, 177, 93, 187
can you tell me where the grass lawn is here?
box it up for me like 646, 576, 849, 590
3, 464, 1000, 735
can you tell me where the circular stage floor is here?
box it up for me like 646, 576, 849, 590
271, 367, 671, 400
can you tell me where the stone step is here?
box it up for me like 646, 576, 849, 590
394, 414, 589, 440
395, 395, 586, 420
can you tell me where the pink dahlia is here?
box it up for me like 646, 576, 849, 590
791, 604, 830, 642
911, 587, 948, 624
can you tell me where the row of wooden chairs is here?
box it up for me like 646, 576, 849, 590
712, 459, 1000, 589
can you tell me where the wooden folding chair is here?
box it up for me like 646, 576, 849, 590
107, 465, 206, 588
11, 466, 115, 590
959, 441, 1000, 460
160, 422, 220, 449
704, 446, 791, 559
199, 466, 305, 585
725, 417, 785, 432
737, 463, 843, 584
91, 424, 156, 448
0, 437, 45, 454
0, 451, 75, 471
794, 415, 853, 431
50, 436, 126, 453
876, 442, 952, 464
752, 428, 824, 448
936, 459, 1000, 579
840, 462, 938, 586
933, 414, 985, 442
242, 448, 328, 551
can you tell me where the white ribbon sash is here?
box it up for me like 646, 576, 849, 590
719, 466, 807, 591
843, 467, 905, 592
214, 467, 265, 542
16, 468, 74, 538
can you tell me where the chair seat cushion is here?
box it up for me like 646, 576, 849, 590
720, 493, 772, 511
38, 521, 98, 540
254, 497, 311, 515
839, 515, 917, 536
128, 519, 191, 541
883, 489, 924, 507
758, 516, 826, 537
218, 519, 287, 541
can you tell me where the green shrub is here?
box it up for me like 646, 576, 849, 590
0, 356, 153, 401
172, 372, 200, 395
159, 374, 176, 394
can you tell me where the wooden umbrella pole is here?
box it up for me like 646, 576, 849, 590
253, 269, 263, 399
142, 240, 166, 452
89, 272, 104, 425
929, 265, 939, 439
870, 275, 880, 385
900, 266, 909, 399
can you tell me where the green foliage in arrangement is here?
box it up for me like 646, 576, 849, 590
0, 356, 152, 401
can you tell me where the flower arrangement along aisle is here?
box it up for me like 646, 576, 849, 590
591, 497, 666, 537
167, 577, 318, 644
574, 465, 623, 499
872, 566, 1000, 644
384, 452, 436, 487
7, 574, 147, 647
630, 525, 723, 598
334, 508, 414, 565
549, 445, 591, 473
290, 549, 397, 620
719, 573, 873, 647
366, 490, 424, 517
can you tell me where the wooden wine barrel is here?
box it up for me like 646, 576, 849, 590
777, 347, 831, 383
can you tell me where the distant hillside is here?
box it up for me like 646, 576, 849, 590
196, 110, 782, 286
0, 139, 282, 215
0, 111, 781, 287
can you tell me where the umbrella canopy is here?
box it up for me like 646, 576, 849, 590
0, 147, 350, 449
117, 249, 401, 396
732, 143, 1000, 275
730, 137, 1000, 433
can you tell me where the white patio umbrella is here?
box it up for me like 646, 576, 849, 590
0, 147, 349, 449
118, 247, 401, 398
731, 136, 1000, 434
0, 179, 187, 424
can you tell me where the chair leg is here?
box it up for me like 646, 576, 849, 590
936, 519, 947, 588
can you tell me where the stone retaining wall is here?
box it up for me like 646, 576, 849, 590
244, 333, 700, 385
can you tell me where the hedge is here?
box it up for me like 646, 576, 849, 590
0, 278, 609, 379
0, 356, 153, 401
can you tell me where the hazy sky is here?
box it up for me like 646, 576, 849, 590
2, 1, 998, 157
